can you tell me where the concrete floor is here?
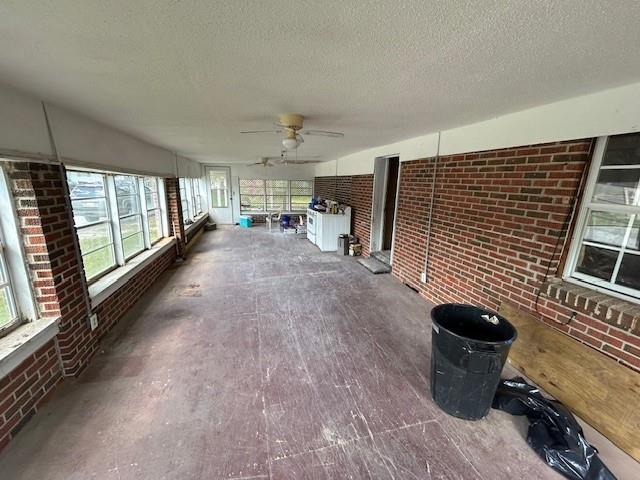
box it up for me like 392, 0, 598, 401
0, 227, 632, 479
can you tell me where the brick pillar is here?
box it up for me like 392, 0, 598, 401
165, 177, 186, 257
8, 162, 94, 376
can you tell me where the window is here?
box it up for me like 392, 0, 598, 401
240, 179, 266, 212
68, 171, 116, 280
239, 179, 313, 213
67, 170, 167, 283
290, 180, 313, 210
266, 180, 288, 211
566, 133, 640, 299
115, 175, 144, 259
0, 229, 19, 333
208, 169, 229, 208
0, 166, 37, 335
192, 179, 202, 216
179, 178, 191, 223
144, 177, 163, 243
179, 177, 203, 224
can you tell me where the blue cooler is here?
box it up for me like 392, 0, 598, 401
239, 216, 253, 228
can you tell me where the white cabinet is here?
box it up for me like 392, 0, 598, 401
307, 208, 351, 252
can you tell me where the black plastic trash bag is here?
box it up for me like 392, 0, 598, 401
492, 377, 616, 480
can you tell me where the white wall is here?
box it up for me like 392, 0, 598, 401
0, 85, 52, 160
176, 155, 201, 179
0, 82, 194, 177
316, 81, 640, 176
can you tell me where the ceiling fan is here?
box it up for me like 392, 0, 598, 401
241, 113, 344, 150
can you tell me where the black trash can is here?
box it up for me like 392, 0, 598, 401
430, 303, 517, 420
337, 234, 350, 256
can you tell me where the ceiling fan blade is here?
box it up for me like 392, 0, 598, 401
300, 129, 344, 138
240, 130, 282, 134
283, 160, 322, 164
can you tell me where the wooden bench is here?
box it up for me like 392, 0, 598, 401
498, 302, 640, 462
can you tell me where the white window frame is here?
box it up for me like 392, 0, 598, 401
144, 177, 164, 245
239, 179, 313, 213
290, 179, 313, 211
564, 135, 640, 301
114, 175, 145, 261
68, 169, 168, 285
0, 227, 20, 334
191, 178, 202, 216
179, 177, 193, 224
0, 165, 38, 336
67, 171, 118, 281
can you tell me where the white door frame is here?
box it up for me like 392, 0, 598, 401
369, 155, 400, 262
204, 165, 234, 224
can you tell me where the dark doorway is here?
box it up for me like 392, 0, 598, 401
382, 157, 399, 251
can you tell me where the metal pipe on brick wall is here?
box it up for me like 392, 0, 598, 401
422, 132, 441, 282
42, 102, 94, 334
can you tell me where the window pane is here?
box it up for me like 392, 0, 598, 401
266, 180, 287, 210
583, 211, 630, 247
115, 176, 141, 216
120, 215, 142, 238
592, 169, 640, 205
209, 171, 229, 208
0, 287, 16, 328
71, 198, 109, 226
602, 133, 640, 166
290, 180, 312, 195
144, 177, 159, 209
148, 210, 163, 241
68, 171, 106, 199
117, 194, 141, 217
123, 232, 144, 259
626, 216, 640, 252
266, 196, 287, 210
291, 195, 311, 210
77, 223, 113, 254
616, 254, 640, 291
575, 245, 618, 281
82, 245, 116, 280
210, 189, 227, 208
290, 180, 312, 210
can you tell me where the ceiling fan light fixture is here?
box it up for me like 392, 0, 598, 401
282, 137, 299, 150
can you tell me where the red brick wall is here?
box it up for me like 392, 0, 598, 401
1, 162, 184, 453
0, 340, 62, 451
93, 247, 175, 338
9, 163, 92, 375
165, 178, 186, 257
392, 139, 640, 371
314, 174, 373, 254
351, 175, 373, 256
314, 176, 352, 204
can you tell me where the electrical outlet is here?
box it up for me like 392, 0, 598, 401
89, 313, 98, 331
420, 272, 427, 283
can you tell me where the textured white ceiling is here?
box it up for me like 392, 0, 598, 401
1, 1, 639, 163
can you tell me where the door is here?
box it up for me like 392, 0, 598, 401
205, 166, 233, 224
382, 157, 399, 250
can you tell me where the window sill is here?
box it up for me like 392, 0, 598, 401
0, 317, 59, 379
545, 278, 640, 333
89, 237, 176, 308
185, 213, 208, 237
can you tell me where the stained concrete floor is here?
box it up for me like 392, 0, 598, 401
1, 226, 628, 479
